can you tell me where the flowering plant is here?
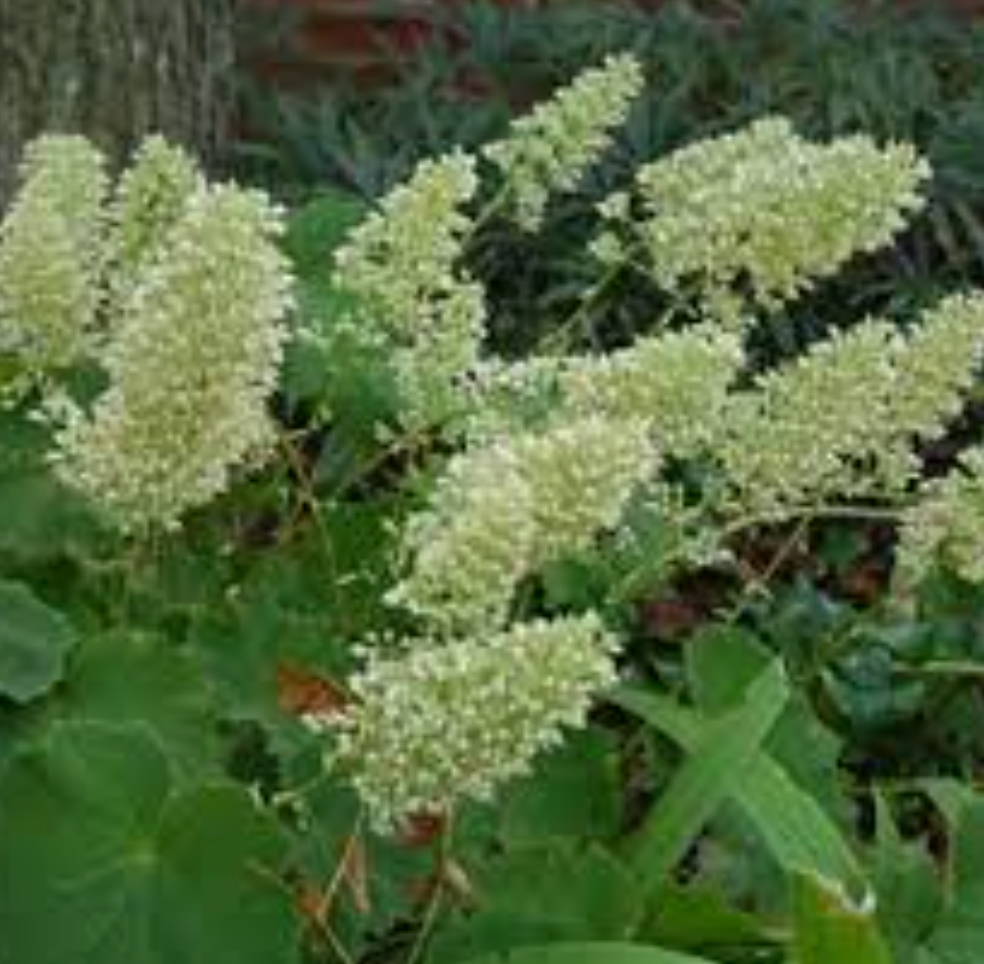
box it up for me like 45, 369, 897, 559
1, 53, 984, 964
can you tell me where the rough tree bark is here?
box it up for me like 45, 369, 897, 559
0, 0, 236, 208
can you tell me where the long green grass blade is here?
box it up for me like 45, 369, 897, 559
622, 662, 789, 890
614, 685, 863, 888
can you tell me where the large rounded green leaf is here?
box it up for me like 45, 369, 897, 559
0, 722, 299, 964
0, 579, 75, 703
454, 942, 716, 964
56, 632, 218, 780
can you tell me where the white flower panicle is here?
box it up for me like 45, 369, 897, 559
54, 185, 292, 531
0, 135, 108, 377
391, 416, 654, 629
397, 279, 487, 428
896, 449, 984, 589
882, 294, 984, 448
721, 293, 984, 519
106, 136, 203, 295
387, 441, 538, 631
0, 205, 95, 378
559, 329, 744, 458
333, 152, 486, 428
333, 615, 618, 831
17, 135, 109, 253
516, 415, 655, 564
602, 118, 928, 320
465, 332, 744, 456
462, 355, 570, 442
721, 321, 900, 516
484, 53, 644, 230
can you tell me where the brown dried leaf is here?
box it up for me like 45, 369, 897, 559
277, 662, 350, 718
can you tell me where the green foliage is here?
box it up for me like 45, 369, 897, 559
791, 871, 893, 964
455, 944, 717, 964
625, 662, 790, 891
433, 844, 645, 962
56, 632, 219, 781
0, 407, 108, 563
0, 722, 297, 964
0, 579, 75, 703
615, 671, 862, 892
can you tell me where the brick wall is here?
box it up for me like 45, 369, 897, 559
244, 0, 482, 84
244, 0, 984, 87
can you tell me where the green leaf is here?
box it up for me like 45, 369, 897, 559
53, 633, 218, 780
499, 730, 621, 845
0, 701, 37, 771
870, 796, 941, 955
283, 191, 365, 274
792, 871, 894, 964
686, 625, 845, 814
685, 626, 772, 712
454, 941, 718, 964
640, 882, 776, 952
642, 882, 781, 957
188, 502, 392, 754
624, 661, 789, 890
921, 802, 984, 963
682, 625, 858, 887
0, 721, 299, 964
280, 191, 367, 408
0, 410, 106, 563
614, 685, 863, 889
431, 845, 645, 964
0, 580, 75, 703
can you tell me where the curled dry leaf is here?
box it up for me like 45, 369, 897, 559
276, 662, 351, 719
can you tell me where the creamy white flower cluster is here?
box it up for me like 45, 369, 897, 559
559, 329, 744, 458
721, 321, 899, 516
0, 134, 292, 530
388, 439, 536, 630
462, 355, 570, 442
53, 185, 292, 531
333, 153, 486, 429
484, 53, 644, 230
720, 294, 984, 520
881, 295, 984, 455
333, 615, 617, 832
896, 449, 984, 588
390, 415, 654, 630
105, 136, 202, 301
597, 118, 929, 322
465, 328, 743, 458
0, 136, 108, 379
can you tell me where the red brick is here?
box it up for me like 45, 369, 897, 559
244, 0, 984, 92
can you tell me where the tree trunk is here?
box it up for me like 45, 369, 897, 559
0, 0, 236, 209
